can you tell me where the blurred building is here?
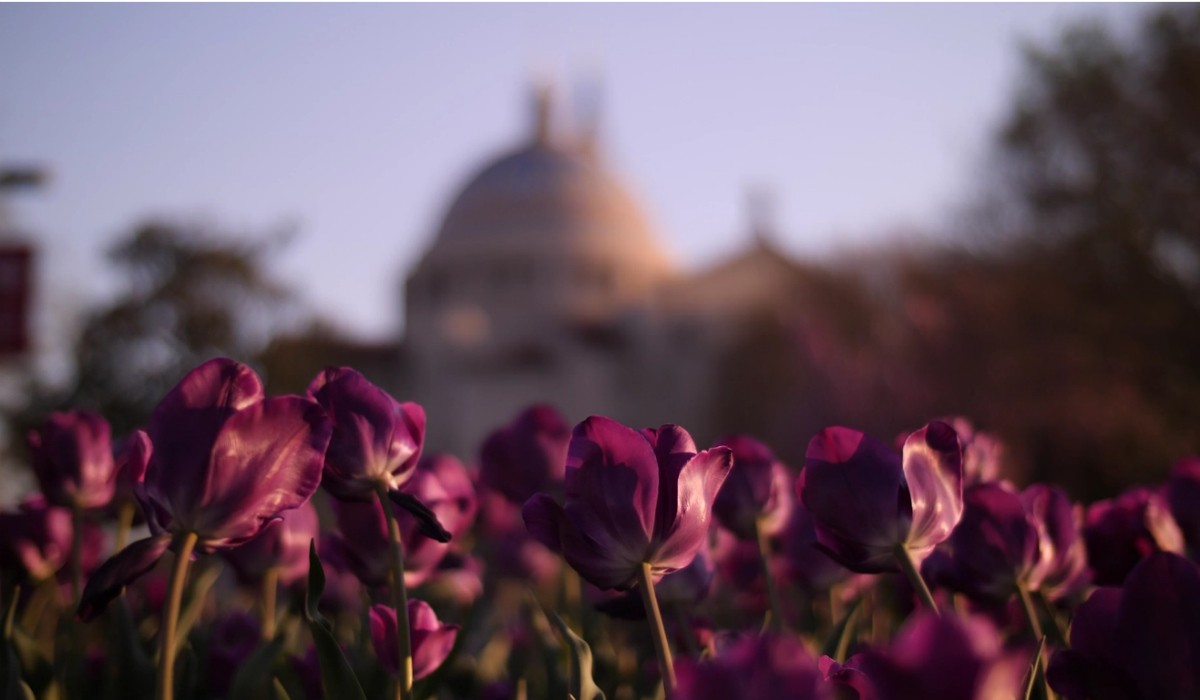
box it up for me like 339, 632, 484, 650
391, 87, 808, 458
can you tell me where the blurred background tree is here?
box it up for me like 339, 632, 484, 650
13, 221, 298, 438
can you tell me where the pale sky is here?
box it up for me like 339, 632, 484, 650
0, 3, 1143, 363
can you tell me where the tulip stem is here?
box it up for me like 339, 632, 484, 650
754, 517, 784, 631
70, 505, 83, 604
1016, 583, 1043, 640
157, 531, 198, 700
1034, 590, 1070, 649
115, 501, 136, 552
261, 567, 279, 641
892, 544, 939, 617
377, 484, 413, 700
637, 561, 676, 695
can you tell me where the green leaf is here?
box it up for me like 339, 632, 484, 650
104, 597, 155, 700
304, 540, 329, 630
820, 597, 863, 663
306, 540, 366, 700
550, 611, 605, 700
229, 637, 284, 700
272, 677, 291, 700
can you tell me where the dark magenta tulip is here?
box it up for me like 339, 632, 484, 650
1021, 484, 1089, 601
308, 367, 450, 542
329, 498, 444, 589
0, 496, 105, 583
523, 416, 733, 590
819, 656, 874, 700
28, 410, 117, 510
1084, 487, 1184, 586
370, 600, 459, 680
315, 536, 364, 614
78, 358, 331, 620
1166, 457, 1200, 560
330, 452, 474, 589
223, 500, 319, 586
798, 422, 963, 573
672, 633, 826, 700
711, 434, 793, 541
206, 612, 261, 697
595, 547, 714, 619
1047, 552, 1200, 700
855, 612, 1027, 700
425, 550, 485, 606
925, 483, 1040, 603
479, 403, 571, 505
777, 500, 850, 595
947, 418, 1004, 486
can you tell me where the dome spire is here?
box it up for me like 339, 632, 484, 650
530, 81, 553, 146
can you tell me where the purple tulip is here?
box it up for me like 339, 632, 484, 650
370, 600, 459, 680
329, 498, 444, 589
1166, 457, 1200, 560
711, 435, 794, 541
0, 496, 105, 583
77, 358, 331, 621
523, 417, 733, 590
1084, 487, 1184, 586
1021, 484, 1089, 601
1047, 552, 1200, 700
946, 418, 1004, 486
207, 612, 261, 697
855, 612, 1027, 700
288, 647, 323, 700
777, 500, 850, 595
595, 547, 715, 620
924, 483, 1040, 603
315, 536, 364, 614
307, 367, 450, 542
479, 404, 571, 505
223, 500, 320, 586
819, 656, 874, 700
672, 633, 826, 700
798, 422, 963, 573
28, 410, 117, 510
424, 550, 485, 606
331, 452, 474, 589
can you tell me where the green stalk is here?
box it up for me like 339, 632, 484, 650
636, 561, 676, 695
157, 531, 198, 700
376, 484, 413, 700
1016, 583, 1043, 640
70, 505, 84, 604
261, 567, 279, 641
892, 544, 939, 616
754, 517, 784, 631
115, 502, 136, 553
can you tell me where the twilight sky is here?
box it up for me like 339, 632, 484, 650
0, 3, 1142, 356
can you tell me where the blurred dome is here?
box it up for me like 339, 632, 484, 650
434, 141, 663, 254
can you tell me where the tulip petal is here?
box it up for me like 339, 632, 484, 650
652, 447, 733, 572
309, 368, 424, 495
800, 427, 908, 573
369, 604, 400, 676
564, 416, 658, 560
644, 425, 700, 543
522, 494, 565, 553
389, 489, 452, 543
186, 396, 330, 550
145, 359, 263, 526
1114, 553, 1200, 699
408, 600, 459, 680
901, 422, 963, 555
77, 534, 172, 622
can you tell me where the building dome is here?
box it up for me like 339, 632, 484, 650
435, 141, 661, 254
406, 87, 673, 352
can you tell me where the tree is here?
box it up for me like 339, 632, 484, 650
21, 220, 298, 436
